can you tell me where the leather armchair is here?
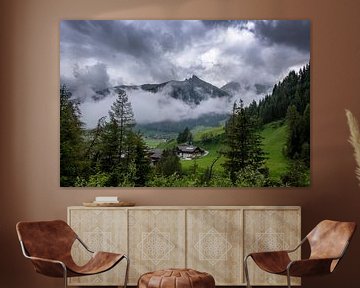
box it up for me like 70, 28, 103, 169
16, 220, 129, 288
244, 220, 356, 288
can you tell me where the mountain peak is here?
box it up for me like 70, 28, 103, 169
186, 74, 201, 82
104, 75, 230, 106
191, 74, 200, 80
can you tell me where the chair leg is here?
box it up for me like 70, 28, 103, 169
286, 270, 292, 288
123, 255, 130, 288
244, 255, 252, 288
62, 264, 68, 288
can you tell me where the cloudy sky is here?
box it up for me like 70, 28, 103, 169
60, 20, 310, 127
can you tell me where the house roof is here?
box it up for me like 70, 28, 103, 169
149, 149, 163, 159
177, 145, 203, 153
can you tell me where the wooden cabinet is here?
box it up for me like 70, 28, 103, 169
128, 209, 186, 284
68, 206, 300, 286
67, 208, 128, 286
186, 209, 242, 285
243, 209, 301, 286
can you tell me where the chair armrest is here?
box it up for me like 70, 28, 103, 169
19, 240, 67, 277
245, 236, 305, 259
76, 236, 94, 253
26, 255, 65, 265
247, 250, 290, 258
285, 237, 307, 253
246, 251, 292, 274
287, 258, 335, 277
26, 255, 67, 278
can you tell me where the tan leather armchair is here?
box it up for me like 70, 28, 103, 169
16, 220, 129, 288
244, 220, 356, 288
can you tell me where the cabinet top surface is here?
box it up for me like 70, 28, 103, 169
68, 205, 301, 210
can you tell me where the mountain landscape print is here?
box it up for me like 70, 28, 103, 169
60, 20, 310, 187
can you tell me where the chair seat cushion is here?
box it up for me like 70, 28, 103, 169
138, 268, 215, 288
250, 251, 291, 274
66, 252, 124, 277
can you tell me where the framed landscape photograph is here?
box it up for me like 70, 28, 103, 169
60, 20, 310, 187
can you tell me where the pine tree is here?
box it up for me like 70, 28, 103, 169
125, 132, 151, 186
302, 104, 310, 163
98, 117, 122, 173
285, 104, 310, 164
156, 149, 182, 177
60, 84, 87, 186
85, 116, 106, 168
177, 127, 193, 144
285, 105, 303, 159
109, 89, 135, 164
256, 64, 310, 125
222, 100, 267, 185
97, 89, 137, 186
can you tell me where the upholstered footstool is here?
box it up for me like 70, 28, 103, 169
138, 268, 215, 288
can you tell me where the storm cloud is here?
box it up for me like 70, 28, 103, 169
60, 20, 310, 127
254, 20, 310, 52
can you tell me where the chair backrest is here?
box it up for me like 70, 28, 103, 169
307, 220, 356, 262
16, 220, 77, 261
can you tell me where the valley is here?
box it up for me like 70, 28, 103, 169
143, 119, 289, 182
61, 64, 310, 187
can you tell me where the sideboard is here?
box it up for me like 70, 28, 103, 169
67, 206, 301, 286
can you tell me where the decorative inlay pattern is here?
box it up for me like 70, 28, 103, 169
187, 209, 242, 285
138, 228, 175, 264
68, 206, 300, 286
244, 209, 301, 286
128, 209, 186, 284
194, 227, 232, 265
252, 228, 287, 252
68, 209, 127, 286
84, 227, 113, 252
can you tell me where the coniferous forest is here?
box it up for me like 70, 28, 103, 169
60, 64, 310, 187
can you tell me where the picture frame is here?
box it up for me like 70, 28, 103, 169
60, 20, 310, 187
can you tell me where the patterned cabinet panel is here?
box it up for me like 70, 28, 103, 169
128, 209, 186, 284
67, 206, 300, 286
243, 208, 301, 286
187, 209, 243, 285
68, 208, 128, 286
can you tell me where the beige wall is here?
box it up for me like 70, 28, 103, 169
1, 0, 360, 287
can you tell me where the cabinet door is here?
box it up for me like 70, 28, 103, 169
187, 209, 243, 285
68, 208, 127, 286
128, 209, 186, 284
243, 208, 301, 286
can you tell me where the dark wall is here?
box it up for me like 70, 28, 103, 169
1, 0, 360, 287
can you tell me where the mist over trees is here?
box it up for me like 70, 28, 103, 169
60, 64, 310, 187
61, 88, 151, 187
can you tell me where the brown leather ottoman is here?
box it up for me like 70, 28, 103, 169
138, 268, 215, 288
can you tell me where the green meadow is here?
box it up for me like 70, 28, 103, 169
152, 120, 289, 181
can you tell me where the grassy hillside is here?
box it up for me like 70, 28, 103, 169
151, 120, 289, 181
189, 122, 289, 179
260, 120, 289, 180
180, 125, 225, 174
180, 141, 226, 174
143, 138, 165, 148
192, 125, 225, 142
156, 139, 177, 149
